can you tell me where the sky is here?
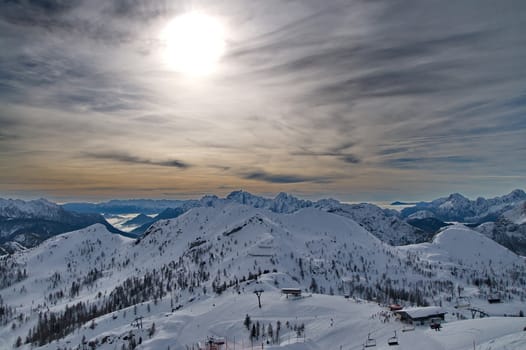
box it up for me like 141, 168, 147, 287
0, 0, 525, 203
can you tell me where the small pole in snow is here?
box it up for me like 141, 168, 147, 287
254, 290, 264, 308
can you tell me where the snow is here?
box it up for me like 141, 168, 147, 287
30, 291, 526, 350
401, 190, 526, 223
431, 225, 520, 265
0, 198, 63, 220
407, 210, 436, 220
1, 202, 526, 350
502, 201, 526, 225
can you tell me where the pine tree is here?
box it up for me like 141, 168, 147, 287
15, 336, 22, 348
267, 323, 273, 340
310, 278, 318, 293
244, 314, 251, 330
149, 322, 156, 338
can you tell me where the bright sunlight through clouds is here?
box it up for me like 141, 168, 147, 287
161, 12, 226, 76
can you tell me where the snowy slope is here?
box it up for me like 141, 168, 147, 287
22, 290, 526, 350
473, 201, 526, 256
225, 192, 425, 245
1, 203, 526, 349
503, 201, 526, 225
318, 202, 428, 245
402, 225, 522, 267
63, 191, 425, 246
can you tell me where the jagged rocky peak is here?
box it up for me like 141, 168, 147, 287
271, 192, 312, 212
402, 189, 526, 223
447, 192, 470, 204
0, 197, 64, 219
199, 194, 220, 206
226, 190, 266, 204
225, 190, 311, 213
503, 189, 526, 201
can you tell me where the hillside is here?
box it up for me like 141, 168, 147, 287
474, 201, 526, 256
1, 202, 525, 349
25, 291, 526, 350
74, 191, 426, 245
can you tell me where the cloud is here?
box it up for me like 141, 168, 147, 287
384, 156, 481, 170
340, 155, 361, 164
290, 141, 361, 165
1, 0, 525, 200
242, 170, 331, 184
0, 0, 134, 44
84, 152, 190, 169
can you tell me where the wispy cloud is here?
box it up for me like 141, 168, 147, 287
84, 152, 190, 169
0, 0, 525, 200
242, 170, 331, 184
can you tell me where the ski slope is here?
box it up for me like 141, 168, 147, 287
1, 202, 526, 349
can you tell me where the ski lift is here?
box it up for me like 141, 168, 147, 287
387, 331, 399, 346
364, 333, 376, 347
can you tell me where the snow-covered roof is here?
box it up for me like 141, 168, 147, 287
397, 306, 446, 319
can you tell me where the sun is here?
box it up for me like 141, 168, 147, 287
161, 12, 226, 76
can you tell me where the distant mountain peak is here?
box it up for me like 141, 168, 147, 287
505, 189, 526, 199
274, 192, 294, 200
447, 192, 469, 201
402, 189, 526, 224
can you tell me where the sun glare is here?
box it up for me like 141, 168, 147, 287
161, 12, 226, 76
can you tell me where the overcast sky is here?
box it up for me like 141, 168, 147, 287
0, 0, 525, 202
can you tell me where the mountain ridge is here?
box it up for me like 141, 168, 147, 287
0, 197, 126, 251
1, 202, 525, 348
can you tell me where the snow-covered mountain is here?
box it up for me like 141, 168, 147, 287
401, 189, 526, 223
226, 190, 312, 213
224, 191, 425, 245
315, 201, 428, 245
502, 200, 526, 225
0, 197, 123, 250
70, 191, 423, 245
0, 198, 65, 220
474, 200, 526, 256
6, 189, 526, 252
1, 201, 525, 349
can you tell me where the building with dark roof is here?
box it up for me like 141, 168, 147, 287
394, 306, 446, 325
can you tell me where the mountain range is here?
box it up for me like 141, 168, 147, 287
0, 198, 122, 254
0, 199, 525, 349
400, 189, 526, 223
1, 189, 525, 256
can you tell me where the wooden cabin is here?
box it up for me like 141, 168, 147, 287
394, 306, 446, 325
389, 304, 403, 311
281, 288, 302, 298
201, 337, 226, 350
